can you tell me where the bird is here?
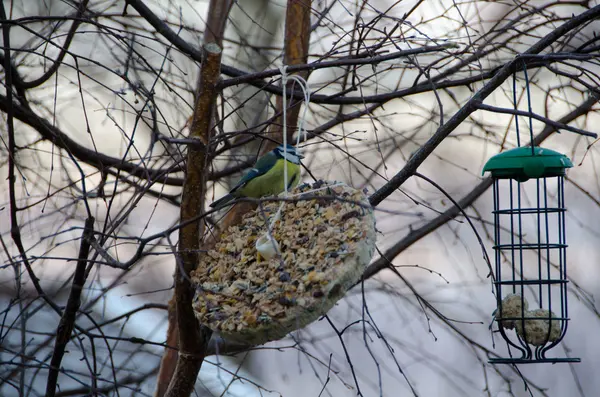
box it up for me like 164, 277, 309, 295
210, 144, 304, 209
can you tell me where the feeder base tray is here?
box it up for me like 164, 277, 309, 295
489, 357, 581, 364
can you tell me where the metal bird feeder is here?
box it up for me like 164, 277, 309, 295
484, 146, 579, 363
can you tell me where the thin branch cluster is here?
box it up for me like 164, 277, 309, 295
1, 1, 599, 396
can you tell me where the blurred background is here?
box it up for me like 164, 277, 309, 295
1, 0, 599, 396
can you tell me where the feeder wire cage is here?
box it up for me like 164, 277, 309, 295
484, 65, 580, 364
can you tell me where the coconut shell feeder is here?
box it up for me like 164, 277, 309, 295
191, 180, 376, 345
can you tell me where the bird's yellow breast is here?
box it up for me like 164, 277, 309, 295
237, 159, 301, 198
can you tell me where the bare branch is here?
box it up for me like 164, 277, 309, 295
363, 93, 599, 280
368, 5, 600, 207
45, 217, 95, 397
163, 44, 222, 397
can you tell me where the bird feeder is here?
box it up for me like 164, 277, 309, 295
191, 181, 376, 345
483, 146, 580, 363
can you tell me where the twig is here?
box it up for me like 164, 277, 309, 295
362, 93, 599, 280
0, 94, 187, 186
45, 217, 95, 397
476, 102, 597, 138
218, 44, 458, 89
21, 1, 90, 89
0, 0, 67, 321
368, 4, 600, 207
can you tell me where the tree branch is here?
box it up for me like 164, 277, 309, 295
269, 0, 313, 143
0, 94, 187, 185
368, 4, 600, 207
20, 1, 90, 89
157, 0, 234, 393
362, 93, 599, 280
163, 40, 223, 397
476, 102, 597, 138
45, 217, 95, 397
218, 44, 458, 89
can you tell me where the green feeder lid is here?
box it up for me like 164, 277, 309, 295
482, 147, 573, 182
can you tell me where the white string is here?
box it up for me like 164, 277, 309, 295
279, 65, 311, 197
275, 65, 310, 219
257, 66, 311, 260
281, 65, 289, 197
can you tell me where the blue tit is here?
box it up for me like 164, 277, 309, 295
210, 144, 304, 209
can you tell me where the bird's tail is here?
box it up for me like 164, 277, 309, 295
209, 193, 235, 209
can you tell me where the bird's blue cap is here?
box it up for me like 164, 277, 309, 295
277, 144, 304, 158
